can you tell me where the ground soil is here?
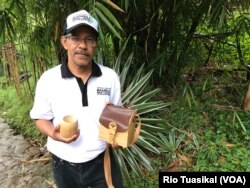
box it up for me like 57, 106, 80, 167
0, 118, 55, 188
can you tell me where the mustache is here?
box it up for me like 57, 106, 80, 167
74, 51, 89, 56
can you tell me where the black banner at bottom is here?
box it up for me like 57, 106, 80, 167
159, 172, 250, 187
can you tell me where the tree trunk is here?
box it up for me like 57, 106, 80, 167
242, 81, 250, 111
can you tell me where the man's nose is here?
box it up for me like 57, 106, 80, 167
78, 39, 87, 48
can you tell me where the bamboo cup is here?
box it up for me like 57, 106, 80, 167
60, 115, 78, 138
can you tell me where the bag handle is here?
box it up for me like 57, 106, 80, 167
132, 114, 141, 144
104, 144, 114, 188
104, 113, 141, 188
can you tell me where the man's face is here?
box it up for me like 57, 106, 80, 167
61, 25, 97, 68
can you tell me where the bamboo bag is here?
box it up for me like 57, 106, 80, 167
99, 104, 141, 148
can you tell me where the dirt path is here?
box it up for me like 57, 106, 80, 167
0, 118, 55, 188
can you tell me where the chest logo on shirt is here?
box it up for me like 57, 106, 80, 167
97, 87, 111, 95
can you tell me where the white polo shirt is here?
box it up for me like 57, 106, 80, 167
30, 61, 122, 163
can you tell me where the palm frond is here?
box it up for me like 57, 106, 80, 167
107, 50, 168, 182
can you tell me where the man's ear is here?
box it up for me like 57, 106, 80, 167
61, 36, 68, 50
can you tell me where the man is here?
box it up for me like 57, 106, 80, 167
30, 10, 123, 188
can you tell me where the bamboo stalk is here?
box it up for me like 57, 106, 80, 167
21, 157, 50, 164
6, 42, 22, 97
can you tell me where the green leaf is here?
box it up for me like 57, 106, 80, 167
94, 7, 121, 39
122, 70, 153, 104
119, 148, 142, 177
95, 2, 123, 31
101, 0, 125, 12
133, 102, 169, 115
114, 149, 131, 181
136, 137, 160, 154
130, 145, 154, 170
118, 53, 133, 89
132, 88, 161, 104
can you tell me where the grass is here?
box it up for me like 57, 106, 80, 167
126, 67, 250, 186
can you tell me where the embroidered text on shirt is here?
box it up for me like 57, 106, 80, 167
97, 87, 111, 95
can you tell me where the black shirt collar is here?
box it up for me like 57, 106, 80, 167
61, 60, 102, 78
